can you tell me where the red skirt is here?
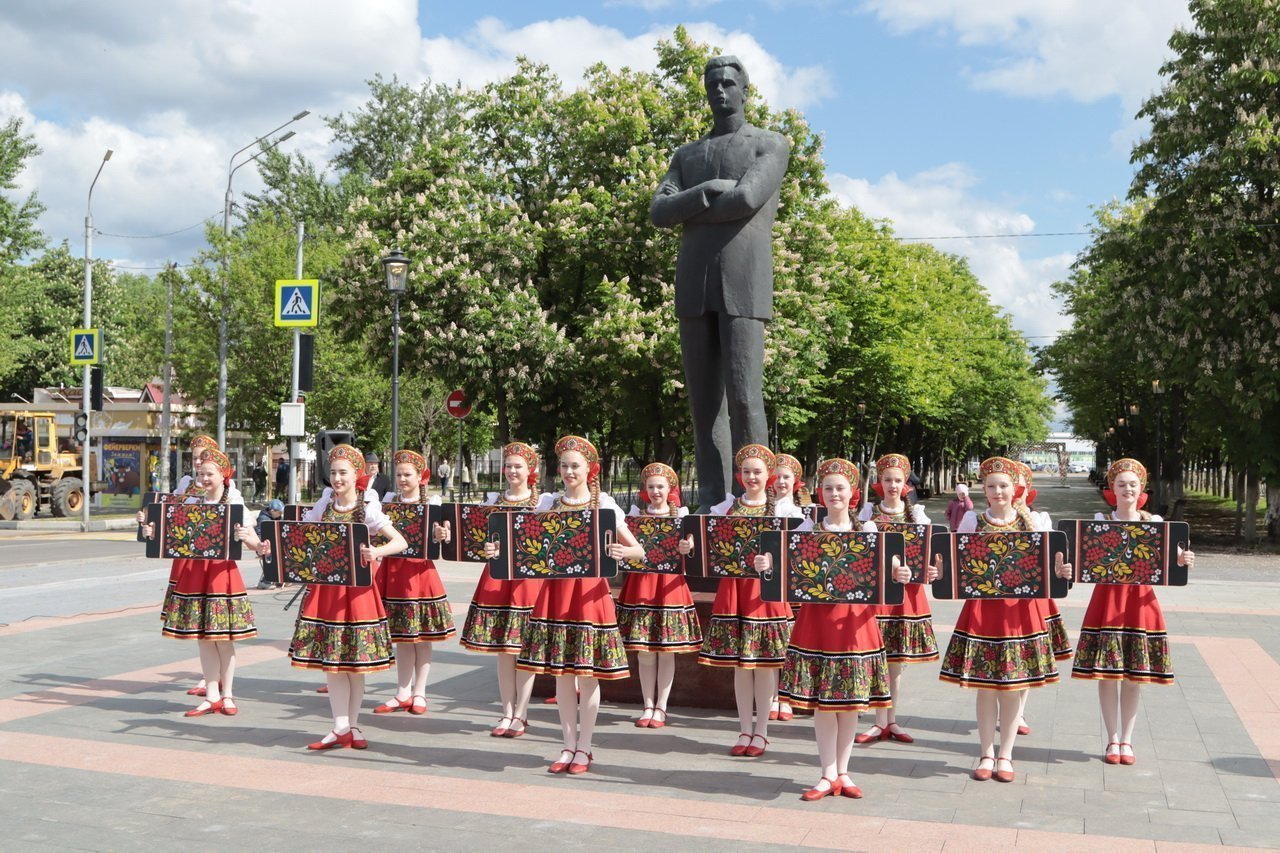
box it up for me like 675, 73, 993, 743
290, 564, 392, 673
781, 603, 890, 711
615, 572, 702, 653
698, 577, 793, 669
161, 559, 256, 641
874, 583, 939, 663
378, 556, 456, 643
1071, 584, 1173, 684
939, 599, 1060, 690
459, 568, 542, 654
160, 558, 193, 621
517, 578, 629, 679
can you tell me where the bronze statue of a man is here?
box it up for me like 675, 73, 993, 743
650, 55, 791, 508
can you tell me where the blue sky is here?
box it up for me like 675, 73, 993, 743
1, 0, 1193, 346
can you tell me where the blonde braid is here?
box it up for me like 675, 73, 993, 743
589, 477, 600, 510
419, 481, 429, 504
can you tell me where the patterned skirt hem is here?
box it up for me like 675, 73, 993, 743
459, 604, 530, 654
696, 616, 790, 669
161, 594, 256, 641
291, 618, 393, 673
1045, 614, 1073, 659
939, 630, 1061, 690
876, 615, 939, 663
518, 618, 629, 679
289, 659, 394, 674
616, 604, 703, 653
386, 598, 457, 643
1070, 628, 1173, 684
781, 647, 892, 711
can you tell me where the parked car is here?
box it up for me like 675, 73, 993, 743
1070, 463, 1088, 473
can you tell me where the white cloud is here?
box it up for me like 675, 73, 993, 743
829, 164, 1074, 342
860, 0, 1191, 108
0, 4, 829, 269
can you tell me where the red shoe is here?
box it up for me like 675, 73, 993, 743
744, 734, 769, 758
777, 704, 794, 722
567, 750, 593, 775
186, 685, 207, 697
1104, 742, 1121, 765
636, 707, 655, 728
316, 685, 329, 694
801, 776, 841, 802
350, 728, 368, 750
502, 718, 527, 739
219, 698, 238, 717
837, 774, 864, 798
1016, 719, 1031, 736
373, 696, 411, 714
729, 733, 752, 757
491, 716, 513, 737
994, 758, 1016, 783
854, 725, 887, 745
185, 699, 224, 717
307, 730, 353, 750
649, 709, 667, 729
408, 695, 428, 716
544, 695, 558, 705
548, 749, 575, 773
972, 755, 995, 781
885, 724, 913, 743
1118, 743, 1136, 766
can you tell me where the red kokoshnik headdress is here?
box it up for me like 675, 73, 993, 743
979, 456, 1019, 481
815, 457, 861, 508
329, 443, 371, 491
190, 434, 219, 461
555, 435, 600, 483
872, 452, 911, 498
775, 454, 803, 479
503, 441, 541, 488
201, 447, 235, 490
393, 449, 429, 477
1103, 457, 1149, 509
639, 461, 681, 507
734, 444, 777, 491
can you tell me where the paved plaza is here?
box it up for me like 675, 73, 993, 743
1, 482, 1278, 851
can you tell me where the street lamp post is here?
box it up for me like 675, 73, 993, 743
217, 110, 309, 448
83, 148, 113, 531
1152, 379, 1165, 510
382, 250, 410, 456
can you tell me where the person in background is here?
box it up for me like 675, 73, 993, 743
366, 452, 392, 498
252, 464, 267, 500
436, 459, 452, 494
462, 462, 473, 498
255, 499, 285, 590
275, 457, 289, 496
945, 482, 973, 531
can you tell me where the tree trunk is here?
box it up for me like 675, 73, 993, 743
1233, 468, 1245, 539
1244, 465, 1259, 545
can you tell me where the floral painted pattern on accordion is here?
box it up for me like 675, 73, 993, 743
160, 503, 230, 559
875, 522, 927, 582
462, 505, 501, 563
281, 522, 355, 584
511, 510, 595, 577
623, 515, 683, 574
706, 516, 784, 578
384, 503, 427, 559
786, 531, 879, 603
1079, 522, 1163, 585
956, 532, 1046, 597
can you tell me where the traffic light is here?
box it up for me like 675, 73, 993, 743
298, 333, 314, 392
90, 366, 104, 412
74, 412, 88, 444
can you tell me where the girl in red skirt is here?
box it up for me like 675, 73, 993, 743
138, 433, 227, 697
493, 435, 644, 774
684, 444, 801, 758
147, 448, 256, 717
241, 444, 407, 750
856, 453, 938, 744
456, 441, 544, 739
617, 462, 701, 728
769, 452, 811, 721
371, 450, 455, 716
939, 456, 1072, 783
1072, 458, 1194, 766
772, 458, 913, 800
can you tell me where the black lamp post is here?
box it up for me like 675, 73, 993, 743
382, 249, 409, 455
1152, 379, 1165, 509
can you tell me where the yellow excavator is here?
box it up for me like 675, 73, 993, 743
0, 411, 86, 520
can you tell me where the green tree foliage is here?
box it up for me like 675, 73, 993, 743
1042, 1, 1280, 539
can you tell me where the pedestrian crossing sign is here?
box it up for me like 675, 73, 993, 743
70, 328, 100, 365
275, 280, 319, 327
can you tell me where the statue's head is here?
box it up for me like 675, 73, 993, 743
704, 54, 748, 117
